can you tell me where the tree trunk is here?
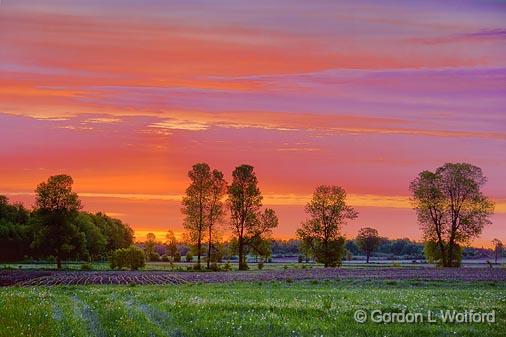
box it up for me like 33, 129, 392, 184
436, 238, 448, 267
366, 253, 370, 264
447, 237, 455, 267
324, 238, 329, 268
238, 237, 246, 270
56, 253, 62, 270
207, 227, 212, 269
197, 238, 201, 266
495, 250, 498, 264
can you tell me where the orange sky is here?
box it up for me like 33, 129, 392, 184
1, 1, 505, 247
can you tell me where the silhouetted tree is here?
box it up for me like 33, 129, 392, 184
165, 230, 179, 258
410, 163, 494, 267
228, 165, 278, 270
206, 169, 227, 269
182, 163, 213, 267
492, 239, 504, 264
297, 185, 357, 267
145, 232, 157, 261
32, 175, 83, 269
356, 227, 380, 263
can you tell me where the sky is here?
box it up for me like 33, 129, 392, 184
0, 0, 505, 247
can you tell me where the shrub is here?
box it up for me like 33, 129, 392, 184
257, 262, 264, 270
298, 255, 304, 263
209, 262, 219, 271
185, 252, 193, 263
173, 251, 181, 262
424, 241, 462, 267
192, 263, 201, 271
80, 263, 93, 271
222, 262, 231, 271
110, 246, 146, 270
161, 254, 170, 262
149, 252, 161, 262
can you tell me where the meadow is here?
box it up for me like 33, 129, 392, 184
0, 279, 504, 337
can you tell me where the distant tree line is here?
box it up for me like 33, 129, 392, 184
0, 176, 134, 267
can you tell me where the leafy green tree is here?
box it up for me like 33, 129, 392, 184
0, 196, 32, 262
32, 175, 83, 269
145, 232, 157, 261
93, 212, 134, 251
206, 169, 227, 269
110, 246, 145, 270
165, 230, 179, 257
410, 163, 494, 267
228, 165, 278, 270
182, 163, 213, 267
185, 251, 193, 263
297, 185, 357, 267
356, 227, 381, 263
75, 212, 107, 261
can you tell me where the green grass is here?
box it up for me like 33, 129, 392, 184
0, 280, 504, 337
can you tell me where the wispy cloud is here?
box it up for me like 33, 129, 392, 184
409, 28, 506, 45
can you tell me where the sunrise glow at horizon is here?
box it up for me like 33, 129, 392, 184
1, 0, 505, 247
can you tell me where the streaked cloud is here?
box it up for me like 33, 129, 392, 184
1, 0, 505, 242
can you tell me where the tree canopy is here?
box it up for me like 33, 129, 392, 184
228, 165, 278, 270
410, 163, 494, 267
356, 227, 381, 263
297, 185, 358, 267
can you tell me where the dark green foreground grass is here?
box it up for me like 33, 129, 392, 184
0, 280, 504, 337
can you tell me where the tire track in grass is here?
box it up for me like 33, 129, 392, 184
122, 292, 188, 337
72, 294, 106, 337
52, 292, 90, 337
123, 297, 170, 337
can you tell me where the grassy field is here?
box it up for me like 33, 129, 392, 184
1, 280, 504, 337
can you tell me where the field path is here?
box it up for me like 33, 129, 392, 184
1, 267, 506, 286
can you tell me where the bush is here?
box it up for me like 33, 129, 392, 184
149, 252, 161, 262
424, 241, 462, 267
222, 262, 231, 271
110, 246, 146, 270
80, 263, 93, 271
298, 255, 304, 263
174, 251, 181, 262
185, 251, 193, 263
161, 254, 170, 262
208, 262, 219, 271
257, 262, 264, 270
192, 263, 201, 271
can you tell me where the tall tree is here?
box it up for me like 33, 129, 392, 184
32, 175, 82, 269
297, 185, 358, 267
355, 227, 381, 263
165, 230, 179, 257
182, 163, 213, 267
145, 232, 157, 259
206, 169, 227, 268
410, 163, 494, 267
228, 165, 278, 270
492, 239, 503, 264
